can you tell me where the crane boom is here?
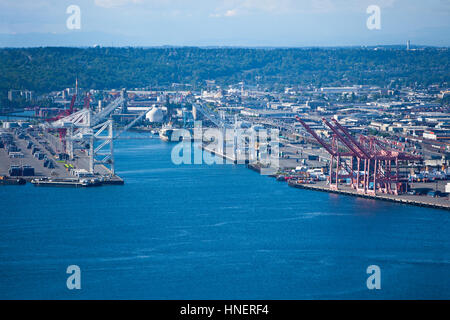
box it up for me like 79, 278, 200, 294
322, 118, 366, 159
295, 116, 336, 156
114, 107, 152, 139
331, 119, 372, 159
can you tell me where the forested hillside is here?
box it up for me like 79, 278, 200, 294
0, 47, 449, 95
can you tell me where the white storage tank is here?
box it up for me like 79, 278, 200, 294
146, 107, 164, 123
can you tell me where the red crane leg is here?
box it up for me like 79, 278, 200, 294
356, 158, 361, 191
373, 159, 378, 195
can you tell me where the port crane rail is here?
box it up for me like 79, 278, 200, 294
295, 116, 422, 195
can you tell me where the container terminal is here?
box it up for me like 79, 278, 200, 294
0, 125, 124, 187
145, 100, 449, 211
0, 91, 138, 187
179, 104, 450, 211
199, 142, 449, 211
1, 84, 449, 210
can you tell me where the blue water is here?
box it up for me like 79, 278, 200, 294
1, 134, 450, 299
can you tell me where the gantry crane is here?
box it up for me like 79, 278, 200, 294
49, 91, 150, 175
295, 116, 422, 195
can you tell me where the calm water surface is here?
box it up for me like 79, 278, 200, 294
1, 134, 449, 299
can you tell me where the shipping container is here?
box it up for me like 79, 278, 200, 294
9, 166, 22, 176
22, 166, 35, 176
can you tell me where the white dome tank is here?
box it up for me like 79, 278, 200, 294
146, 107, 164, 123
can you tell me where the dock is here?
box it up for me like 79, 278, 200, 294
31, 178, 101, 187
288, 180, 450, 211
200, 143, 239, 163
0, 127, 124, 187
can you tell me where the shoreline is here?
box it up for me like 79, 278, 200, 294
287, 180, 450, 212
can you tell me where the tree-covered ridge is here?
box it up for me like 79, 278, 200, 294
0, 47, 449, 93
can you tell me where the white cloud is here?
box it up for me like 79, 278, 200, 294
92, 0, 397, 17
224, 9, 237, 16
210, 0, 398, 17
94, 0, 143, 8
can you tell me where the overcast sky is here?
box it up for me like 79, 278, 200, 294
0, 0, 449, 47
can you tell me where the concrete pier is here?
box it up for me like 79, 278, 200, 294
288, 180, 450, 211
